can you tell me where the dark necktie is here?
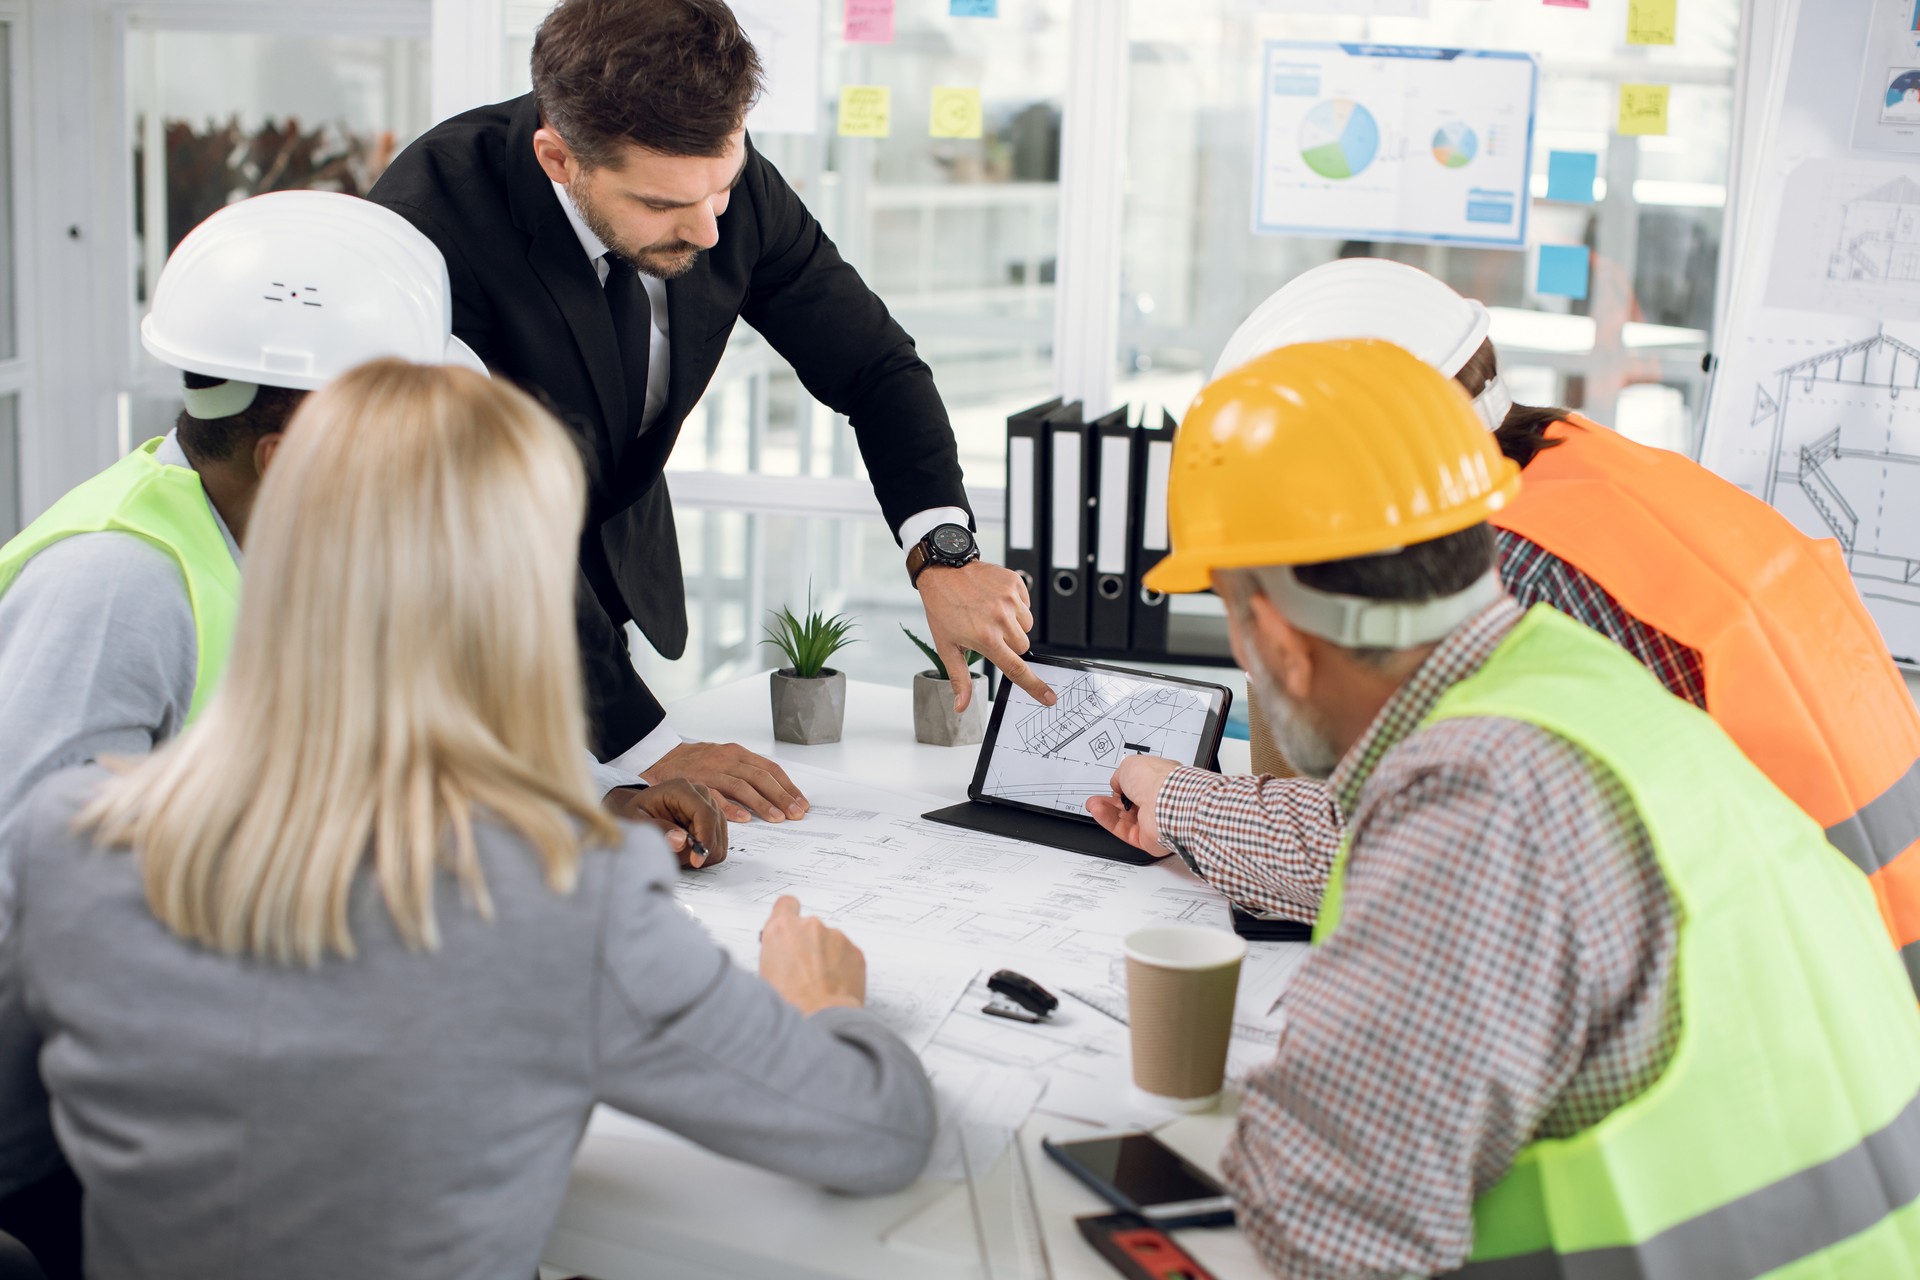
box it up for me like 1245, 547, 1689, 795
602, 252, 652, 467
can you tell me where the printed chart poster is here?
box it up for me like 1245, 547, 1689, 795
1254, 42, 1537, 248
1852, 0, 1920, 152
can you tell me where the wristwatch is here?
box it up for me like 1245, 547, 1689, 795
906, 522, 980, 587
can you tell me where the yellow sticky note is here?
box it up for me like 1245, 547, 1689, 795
1618, 83, 1670, 136
929, 86, 983, 139
838, 85, 891, 138
1626, 0, 1677, 45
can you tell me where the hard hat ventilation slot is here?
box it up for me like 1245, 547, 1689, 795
301, 286, 322, 308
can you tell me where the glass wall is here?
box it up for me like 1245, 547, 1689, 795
1118, 0, 1740, 454
119, 29, 431, 442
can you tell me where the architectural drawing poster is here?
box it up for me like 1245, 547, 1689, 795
1253, 41, 1537, 248
1702, 0, 1920, 664
1766, 157, 1920, 322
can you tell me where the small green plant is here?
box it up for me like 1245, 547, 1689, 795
764, 586, 858, 679
901, 626, 981, 682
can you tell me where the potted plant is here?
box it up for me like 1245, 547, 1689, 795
764, 589, 858, 745
902, 626, 990, 747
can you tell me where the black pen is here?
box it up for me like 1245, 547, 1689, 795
687, 837, 710, 867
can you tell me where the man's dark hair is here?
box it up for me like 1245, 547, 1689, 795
531, 0, 764, 168
1293, 524, 1496, 602
1457, 339, 1570, 469
175, 374, 306, 468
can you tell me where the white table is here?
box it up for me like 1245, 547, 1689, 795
541, 675, 1269, 1280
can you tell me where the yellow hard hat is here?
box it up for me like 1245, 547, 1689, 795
1143, 339, 1520, 594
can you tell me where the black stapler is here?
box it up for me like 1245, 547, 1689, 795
983, 969, 1059, 1023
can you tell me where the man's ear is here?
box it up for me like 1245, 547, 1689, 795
253, 432, 284, 477
531, 125, 578, 186
1247, 591, 1315, 701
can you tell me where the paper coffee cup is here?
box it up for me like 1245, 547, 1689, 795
1123, 924, 1247, 1111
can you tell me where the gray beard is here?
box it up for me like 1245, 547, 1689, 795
1246, 646, 1342, 780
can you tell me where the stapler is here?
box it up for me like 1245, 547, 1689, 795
983, 969, 1059, 1023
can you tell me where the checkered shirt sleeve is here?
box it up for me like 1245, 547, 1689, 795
1215, 601, 1680, 1278
1496, 528, 1707, 708
1156, 770, 1339, 924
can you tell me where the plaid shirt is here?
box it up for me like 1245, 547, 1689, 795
1160, 599, 1679, 1279
1496, 528, 1706, 708
1157, 534, 1706, 923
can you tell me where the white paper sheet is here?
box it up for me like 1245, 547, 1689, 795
921, 1061, 1048, 1182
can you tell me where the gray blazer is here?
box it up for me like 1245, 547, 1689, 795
0, 766, 935, 1280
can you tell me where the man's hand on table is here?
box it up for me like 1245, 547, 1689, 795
642, 740, 808, 825
759, 896, 866, 1015
1087, 755, 1183, 859
603, 780, 729, 869
917, 560, 1057, 713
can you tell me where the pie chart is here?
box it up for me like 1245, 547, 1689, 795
1886, 70, 1920, 108
1431, 121, 1478, 169
1300, 99, 1380, 181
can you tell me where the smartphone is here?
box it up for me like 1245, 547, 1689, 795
1041, 1132, 1236, 1227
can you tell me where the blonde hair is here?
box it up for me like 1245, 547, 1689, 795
82, 359, 619, 965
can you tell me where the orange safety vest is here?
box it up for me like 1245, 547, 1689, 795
1492, 415, 1920, 994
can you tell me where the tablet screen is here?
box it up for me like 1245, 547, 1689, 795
972, 659, 1228, 818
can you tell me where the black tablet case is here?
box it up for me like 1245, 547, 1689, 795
920, 799, 1157, 866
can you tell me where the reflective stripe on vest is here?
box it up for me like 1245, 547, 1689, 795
1451, 1090, 1920, 1279
1312, 607, 1920, 1279
0, 438, 238, 723
1490, 416, 1920, 994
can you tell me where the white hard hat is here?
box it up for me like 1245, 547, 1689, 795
141, 190, 486, 396
1212, 259, 1509, 430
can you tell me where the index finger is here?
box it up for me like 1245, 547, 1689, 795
768, 895, 802, 922
983, 641, 1055, 706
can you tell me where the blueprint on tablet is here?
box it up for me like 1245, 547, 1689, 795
980, 664, 1215, 816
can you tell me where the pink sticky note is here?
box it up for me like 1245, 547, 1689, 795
845, 0, 894, 43
1543, 0, 1591, 7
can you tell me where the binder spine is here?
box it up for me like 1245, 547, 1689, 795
1091, 407, 1134, 652
1129, 409, 1176, 654
1003, 399, 1060, 647
1044, 405, 1091, 650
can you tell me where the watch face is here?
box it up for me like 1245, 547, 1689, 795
932, 525, 975, 556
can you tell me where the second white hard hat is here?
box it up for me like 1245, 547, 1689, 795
1212, 258, 1492, 382
141, 189, 487, 393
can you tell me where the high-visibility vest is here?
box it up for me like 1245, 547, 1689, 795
1312, 606, 1920, 1278
0, 438, 238, 723
1491, 415, 1920, 994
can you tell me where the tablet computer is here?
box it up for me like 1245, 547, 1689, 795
922, 655, 1232, 864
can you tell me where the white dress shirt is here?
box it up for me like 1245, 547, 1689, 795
550, 183, 967, 775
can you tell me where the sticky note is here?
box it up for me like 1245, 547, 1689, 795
950, 0, 998, 14
1618, 83, 1671, 135
929, 86, 983, 139
1543, 0, 1590, 7
1537, 245, 1592, 300
844, 0, 894, 43
838, 85, 891, 137
1546, 151, 1599, 202
1626, 0, 1677, 45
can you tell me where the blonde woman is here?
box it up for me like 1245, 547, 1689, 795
0, 362, 933, 1280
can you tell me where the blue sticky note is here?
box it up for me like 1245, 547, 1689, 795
951, 0, 997, 13
1546, 150, 1598, 203
1537, 245, 1592, 300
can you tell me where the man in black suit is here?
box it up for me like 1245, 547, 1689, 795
372, 0, 1052, 822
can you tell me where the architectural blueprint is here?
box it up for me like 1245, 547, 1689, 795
1699, 316, 1920, 663
1766, 158, 1920, 321
979, 665, 1217, 816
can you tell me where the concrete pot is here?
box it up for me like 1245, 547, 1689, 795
914, 671, 990, 747
770, 668, 846, 745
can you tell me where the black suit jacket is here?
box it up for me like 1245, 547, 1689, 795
370, 96, 970, 756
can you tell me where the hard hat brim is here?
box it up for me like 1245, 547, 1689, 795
1144, 464, 1521, 593
1142, 552, 1214, 596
